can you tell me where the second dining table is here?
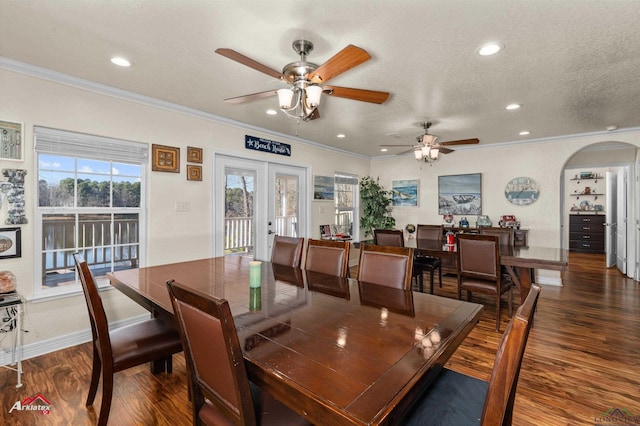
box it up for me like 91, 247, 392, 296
108, 256, 483, 426
412, 239, 568, 304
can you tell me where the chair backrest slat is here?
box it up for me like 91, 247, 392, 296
304, 238, 350, 277
271, 235, 305, 268
167, 280, 257, 426
480, 226, 514, 247
457, 234, 500, 280
481, 284, 541, 425
373, 229, 405, 247
416, 224, 443, 243
73, 254, 113, 364
357, 243, 414, 290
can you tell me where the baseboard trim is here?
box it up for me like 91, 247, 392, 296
0, 314, 149, 365
536, 276, 563, 286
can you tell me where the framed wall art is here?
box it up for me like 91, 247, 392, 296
0, 120, 23, 161
392, 179, 419, 206
438, 173, 482, 215
313, 175, 334, 200
187, 146, 203, 163
187, 165, 202, 181
151, 144, 180, 173
0, 227, 21, 259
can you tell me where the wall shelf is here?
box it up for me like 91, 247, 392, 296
569, 172, 605, 213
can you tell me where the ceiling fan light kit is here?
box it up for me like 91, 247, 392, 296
216, 39, 389, 123
380, 121, 480, 162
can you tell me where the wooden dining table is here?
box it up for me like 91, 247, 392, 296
108, 256, 483, 425
413, 239, 568, 304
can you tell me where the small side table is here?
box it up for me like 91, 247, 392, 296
1, 292, 24, 388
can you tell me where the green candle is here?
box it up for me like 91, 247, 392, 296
249, 261, 262, 288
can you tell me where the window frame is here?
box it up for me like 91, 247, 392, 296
33, 127, 148, 298
334, 172, 359, 241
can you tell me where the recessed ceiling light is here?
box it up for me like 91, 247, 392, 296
380, 148, 388, 152
506, 103, 521, 110
519, 131, 531, 136
110, 57, 131, 67
337, 134, 346, 138
266, 109, 278, 115
477, 42, 503, 56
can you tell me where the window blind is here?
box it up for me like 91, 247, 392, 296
34, 126, 148, 164
335, 172, 358, 185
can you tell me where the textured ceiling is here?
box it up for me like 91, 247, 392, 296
1, 0, 639, 157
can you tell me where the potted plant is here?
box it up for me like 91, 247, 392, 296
359, 176, 396, 238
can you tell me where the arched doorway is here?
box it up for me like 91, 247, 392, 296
561, 141, 637, 279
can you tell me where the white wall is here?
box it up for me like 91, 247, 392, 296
369, 134, 640, 284
1, 65, 639, 359
0, 68, 369, 357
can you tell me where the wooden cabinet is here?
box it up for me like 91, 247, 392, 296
444, 227, 529, 247
569, 214, 605, 253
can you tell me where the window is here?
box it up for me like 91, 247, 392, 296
34, 127, 147, 296
334, 172, 359, 240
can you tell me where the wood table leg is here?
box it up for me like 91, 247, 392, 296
505, 265, 533, 305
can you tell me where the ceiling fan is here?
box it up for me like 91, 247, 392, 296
215, 40, 390, 121
380, 122, 479, 161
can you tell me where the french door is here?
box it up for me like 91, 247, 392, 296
213, 154, 308, 261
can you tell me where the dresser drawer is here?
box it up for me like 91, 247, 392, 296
570, 223, 604, 234
569, 240, 605, 253
569, 214, 605, 226
570, 232, 604, 242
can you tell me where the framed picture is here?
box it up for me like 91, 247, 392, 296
151, 144, 180, 173
187, 146, 203, 163
313, 175, 334, 200
0, 227, 21, 259
320, 224, 332, 237
392, 179, 419, 206
0, 120, 23, 161
438, 173, 482, 215
187, 165, 202, 181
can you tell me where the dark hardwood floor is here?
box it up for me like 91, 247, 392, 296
1, 252, 638, 425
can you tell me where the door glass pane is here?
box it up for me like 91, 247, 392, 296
225, 168, 255, 256
275, 174, 298, 237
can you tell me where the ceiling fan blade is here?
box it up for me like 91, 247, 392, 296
324, 86, 389, 104
439, 138, 480, 146
379, 144, 417, 148
309, 45, 371, 84
439, 147, 455, 154
215, 48, 283, 80
223, 89, 277, 104
397, 148, 416, 155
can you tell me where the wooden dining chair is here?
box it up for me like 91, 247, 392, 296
166, 279, 310, 426
357, 243, 414, 290
373, 229, 423, 289
415, 224, 444, 293
271, 235, 304, 268
480, 226, 516, 279
480, 226, 515, 247
402, 284, 541, 426
73, 254, 183, 426
456, 234, 514, 331
373, 228, 404, 247
304, 238, 351, 277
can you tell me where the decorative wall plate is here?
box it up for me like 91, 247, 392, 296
504, 177, 539, 206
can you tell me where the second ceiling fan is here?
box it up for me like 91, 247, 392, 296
380, 122, 480, 160
215, 40, 389, 121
